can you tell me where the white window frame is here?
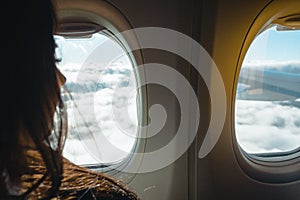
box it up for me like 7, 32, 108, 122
233, 0, 300, 183
55, 0, 147, 181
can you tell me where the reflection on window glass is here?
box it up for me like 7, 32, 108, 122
55, 32, 139, 165
235, 25, 300, 155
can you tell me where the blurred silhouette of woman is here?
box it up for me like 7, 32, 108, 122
0, 0, 139, 199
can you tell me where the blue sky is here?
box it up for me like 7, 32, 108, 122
245, 26, 300, 62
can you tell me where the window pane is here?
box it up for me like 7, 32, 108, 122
55, 32, 139, 165
235, 25, 300, 154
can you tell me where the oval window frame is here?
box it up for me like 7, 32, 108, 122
233, 0, 300, 184
55, 0, 147, 182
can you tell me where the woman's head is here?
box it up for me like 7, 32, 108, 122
0, 0, 67, 197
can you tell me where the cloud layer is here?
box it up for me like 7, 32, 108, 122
236, 61, 300, 154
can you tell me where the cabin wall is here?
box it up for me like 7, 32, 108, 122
200, 0, 300, 199
107, 0, 197, 199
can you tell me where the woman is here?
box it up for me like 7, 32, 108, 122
0, 0, 139, 199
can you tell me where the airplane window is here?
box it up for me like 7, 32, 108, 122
235, 25, 300, 155
54, 31, 139, 166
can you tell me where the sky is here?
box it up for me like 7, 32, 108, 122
245, 26, 300, 63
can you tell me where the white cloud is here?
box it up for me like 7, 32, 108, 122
59, 60, 138, 165
236, 99, 300, 154
236, 61, 300, 154
243, 60, 300, 74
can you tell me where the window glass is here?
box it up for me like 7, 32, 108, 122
235, 25, 300, 155
55, 32, 139, 165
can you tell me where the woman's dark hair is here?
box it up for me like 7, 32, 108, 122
0, 0, 67, 198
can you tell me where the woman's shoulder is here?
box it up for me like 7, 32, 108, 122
24, 150, 140, 200
58, 158, 139, 200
